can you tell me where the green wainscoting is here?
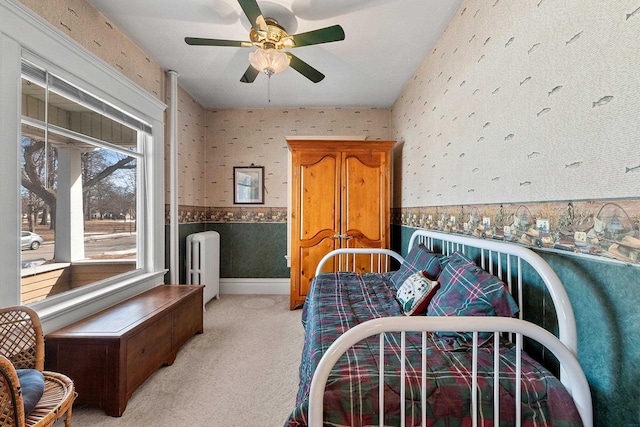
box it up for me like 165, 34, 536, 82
204, 222, 289, 278
393, 224, 640, 427
540, 250, 639, 426
166, 223, 289, 284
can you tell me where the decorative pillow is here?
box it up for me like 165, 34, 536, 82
390, 243, 442, 289
438, 250, 474, 269
396, 271, 440, 316
428, 251, 519, 344
16, 369, 45, 416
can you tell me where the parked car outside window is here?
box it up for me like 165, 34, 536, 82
21, 231, 43, 250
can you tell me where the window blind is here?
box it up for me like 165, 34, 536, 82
21, 60, 152, 134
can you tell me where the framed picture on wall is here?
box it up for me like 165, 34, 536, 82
233, 166, 264, 204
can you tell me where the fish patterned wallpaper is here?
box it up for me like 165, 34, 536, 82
19, 0, 165, 100
391, 0, 640, 207
169, 107, 391, 223
167, 86, 207, 208
204, 108, 391, 208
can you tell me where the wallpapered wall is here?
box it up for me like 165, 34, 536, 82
16, 1, 640, 423
205, 108, 391, 207
19, 0, 165, 101
391, 0, 639, 207
390, 0, 640, 266
168, 86, 207, 208
173, 107, 392, 222
168, 106, 392, 223
391, 1, 640, 425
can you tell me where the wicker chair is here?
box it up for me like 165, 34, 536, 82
0, 306, 75, 426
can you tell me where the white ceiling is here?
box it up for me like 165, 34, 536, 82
86, 0, 463, 109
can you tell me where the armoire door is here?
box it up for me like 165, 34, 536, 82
288, 140, 394, 309
290, 149, 341, 309
337, 150, 391, 274
342, 150, 389, 249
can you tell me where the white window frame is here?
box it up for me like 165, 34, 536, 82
0, 1, 167, 333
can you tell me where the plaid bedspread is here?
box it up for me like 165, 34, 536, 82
285, 272, 583, 427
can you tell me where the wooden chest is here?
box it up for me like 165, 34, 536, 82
45, 285, 204, 416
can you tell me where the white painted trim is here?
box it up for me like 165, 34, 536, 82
286, 148, 292, 267
220, 278, 289, 295
168, 70, 179, 283
0, 34, 22, 306
0, 1, 167, 331
2, 1, 165, 121
36, 271, 166, 334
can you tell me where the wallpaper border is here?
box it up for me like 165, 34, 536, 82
392, 199, 640, 267
166, 205, 287, 224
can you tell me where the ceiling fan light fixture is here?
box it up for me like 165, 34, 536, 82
185, 0, 344, 84
249, 48, 290, 75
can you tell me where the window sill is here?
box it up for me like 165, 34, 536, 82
32, 269, 167, 333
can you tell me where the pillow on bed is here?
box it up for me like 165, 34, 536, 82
428, 251, 519, 344
390, 243, 442, 289
396, 271, 440, 316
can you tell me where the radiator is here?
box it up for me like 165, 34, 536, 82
186, 231, 220, 307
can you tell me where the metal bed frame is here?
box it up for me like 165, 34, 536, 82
308, 229, 592, 427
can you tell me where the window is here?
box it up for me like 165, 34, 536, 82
1, 1, 165, 331
20, 60, 148, 304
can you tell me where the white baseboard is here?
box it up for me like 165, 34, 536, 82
219, 278, 289, 295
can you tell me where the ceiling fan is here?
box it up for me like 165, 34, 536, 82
184, 0, 345, 84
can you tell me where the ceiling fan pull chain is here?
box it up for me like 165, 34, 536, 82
268, 73, 271, 103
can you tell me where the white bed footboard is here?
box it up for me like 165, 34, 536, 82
308, 316, 593, 427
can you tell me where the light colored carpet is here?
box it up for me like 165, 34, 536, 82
56, 294, 304, 427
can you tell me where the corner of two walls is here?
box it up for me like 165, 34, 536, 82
16, 0, 207, 224
168, 86, 207, 216
185, 107, 393, 280
18, 0, 166, 101
174, 102, 394, 230
167, 85, 395, 282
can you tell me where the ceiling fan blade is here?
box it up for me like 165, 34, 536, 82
240, 65, 260, 83
287, 54, 325, 83
185, 37, 252, 47
290, 25, 345, 48
238, 0, 268, 33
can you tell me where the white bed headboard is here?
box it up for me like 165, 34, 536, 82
407, 229, 577, 355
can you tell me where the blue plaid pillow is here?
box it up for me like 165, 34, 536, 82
427, 251, 519, 344
390, 243, 442, 289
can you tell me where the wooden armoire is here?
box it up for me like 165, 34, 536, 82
287, 139, 395, 309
